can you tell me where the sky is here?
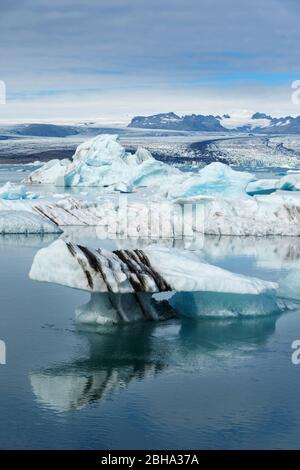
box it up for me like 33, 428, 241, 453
0, 0, 300, 122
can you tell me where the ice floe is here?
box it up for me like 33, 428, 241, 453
189, 192, 300, 236
29, 241, 277, 295
170, 291, 288, 318
0, 210, 62, 234
26, 159, 71, 185
0, 182, 39, 200
1, 188, 300, 236
247, 173, 300, 195
167, 162, 254, 199
28, 240, 280, 323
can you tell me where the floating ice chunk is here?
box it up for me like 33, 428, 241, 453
29, 240, 277, 296
73, 134, 126, 163
167, 162, 255, 199
75, 292, 175, 324
0, 210, 62, 234
186, 191, 300, 236
26, 159, 71, 185
12, 187, 300, 236
0, 182, 39, 200
246, 179, 279, 195
278, 270, 300, 300
29, 241, 279, 323
132, 146, 153, 164
170, 291, 286, 318
279, 174, 300, 191
247, 174, 300, 195
63, 135, 180, 189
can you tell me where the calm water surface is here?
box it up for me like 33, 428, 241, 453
0, 234, 300, 449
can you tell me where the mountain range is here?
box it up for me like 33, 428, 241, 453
128, 112, 300, 134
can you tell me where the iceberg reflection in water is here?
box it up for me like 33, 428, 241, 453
1, 231, 300, 448
30, 315, 279, 413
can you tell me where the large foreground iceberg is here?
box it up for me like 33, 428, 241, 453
29, 240, 277, 295
29, 240, 281, 324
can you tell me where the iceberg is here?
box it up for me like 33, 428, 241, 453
25, 134, 255, 198
246, 174, 300, 195
1, 186, 299, 237
29, 240, 277, 295
0, 182, 39, 200
75, 292, 175, 324
26, 134, 180, 189
186, 191, 300, 236
278, 270, 300, 301
2, 187, 300, 236
29, 240, 280, 323
167, 162, 254, 199
0, 210, 62, 234
26, 159, 71, 185
170, 291, 287, 318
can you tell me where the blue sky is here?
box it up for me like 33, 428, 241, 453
0, 0, 300, 121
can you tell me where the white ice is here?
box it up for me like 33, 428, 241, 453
25, 134, 255, 198
170, 291, 288, 318
0, 182, 39, 200
29, 241, 277, 295
247, 174, 300, 195
29, 240, 284, 323
0, 210, 62, 234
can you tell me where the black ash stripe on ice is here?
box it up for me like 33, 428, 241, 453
114, 249, 171, 292
65, 242, 171, 292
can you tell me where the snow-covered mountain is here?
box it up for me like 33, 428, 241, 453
128, 112, 300, 134
128, 112, 226, 132
235, 113, 300, 134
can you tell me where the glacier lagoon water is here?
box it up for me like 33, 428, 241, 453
1, 234, 300, 449
1, 155, 300, 449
